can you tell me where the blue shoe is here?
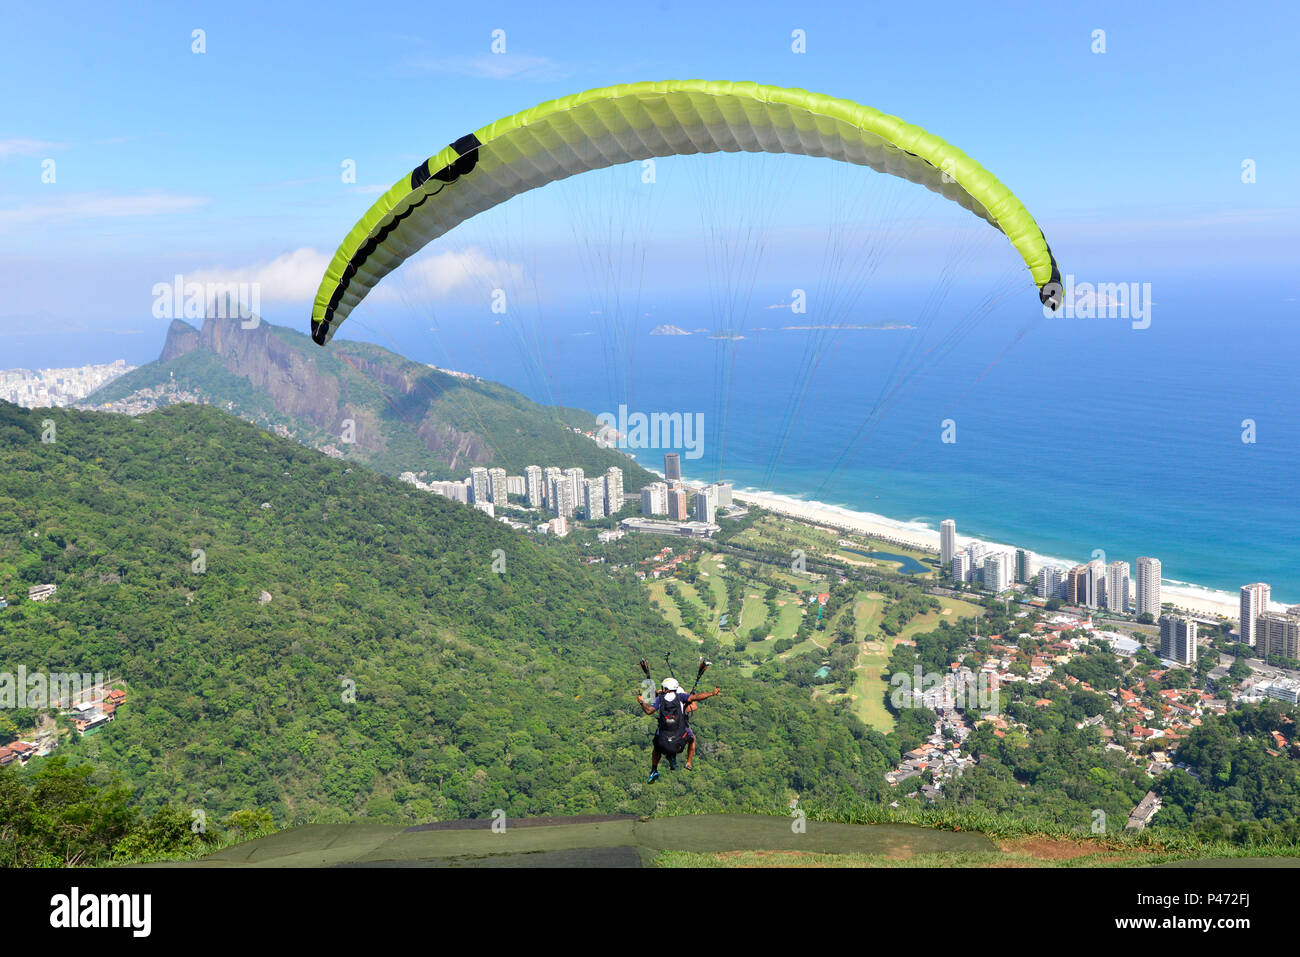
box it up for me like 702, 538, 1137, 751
648, 770, 660, 783
667, 755, 678, 771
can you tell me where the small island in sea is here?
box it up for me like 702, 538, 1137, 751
649, 324, 690, 336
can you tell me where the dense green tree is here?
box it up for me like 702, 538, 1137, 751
0, 401, 896, 832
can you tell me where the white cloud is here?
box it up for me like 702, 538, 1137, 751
0, 138, 65, 159
188, 247, 332, 302
0, 192, 207, 227
378, 247, 524, 298
184, 246, 523, 307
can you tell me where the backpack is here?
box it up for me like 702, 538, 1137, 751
654, 691, 688, 755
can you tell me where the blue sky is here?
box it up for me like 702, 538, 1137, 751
2, 0, 1297, 357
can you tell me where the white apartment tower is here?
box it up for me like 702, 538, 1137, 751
468, 467, 490, 505
1258, 611, 1300, 660
604, 467, 624, 515
1037, 565, 1066, 600
983, 552, 1012, 593
549, 476, 575, 518
712, 482, 733, 507
1104, 561, 1131, 613
583, 479, 607, 520
640, 482, 668, 516
940, 519, 957, 566
1085, 559, 1107, 609
1159, 616, 1198, 665
1135, 557, 1162, 619
564, 467, 585, 507
488, 467, 508, 505
1241, 583, 1271, 646
542, 467, 563, 509
524, 466, 544, 508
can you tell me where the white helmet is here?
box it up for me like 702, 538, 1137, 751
662, 677, 681, 692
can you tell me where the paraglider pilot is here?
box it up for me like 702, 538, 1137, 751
637, 677, 721, 782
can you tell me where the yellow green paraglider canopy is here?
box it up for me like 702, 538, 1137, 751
312, 79, 1059, 346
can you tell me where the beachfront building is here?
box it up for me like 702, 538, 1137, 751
640, 482, 668, 516
1084, 560, 1107, 610
694, 489, 716, 524
1067, 565, 1088, 605
1135, 557, 1162, 619
951, 552, 971, 585
983, 552, 1013, 593
711, 482, 733, 508
1159, 616, 1198, 664
525, 466, 544, 508
605, 467, 624, 514
1037, 565, 1066, 600
1258, 611, 1300, 661
664, 453, 681, 481
956, 543, 996, 588
940, 519, 957, 566
1105, 561, 1131, 613
667, 489, 689, 521
1241, 583, 1271, 646
1015, 549, 1031, 584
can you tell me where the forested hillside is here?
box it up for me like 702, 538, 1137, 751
0, 400, 893, 824
84, 316, 656, 487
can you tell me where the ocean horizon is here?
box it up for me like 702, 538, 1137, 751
386, 271, 1300, 605
12, 272, 1298, 605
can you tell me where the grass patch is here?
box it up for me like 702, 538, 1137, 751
697, 555, 731, 611
773, 600, 804, 641
738, 593, 769, 640
647, 580, 693, 641
848, 593, 980, 731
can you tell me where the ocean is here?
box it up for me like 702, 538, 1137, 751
9, 271, 1297, 603
384, 270, 1300, 603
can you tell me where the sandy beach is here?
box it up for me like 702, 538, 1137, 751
733, 489, 1242, 621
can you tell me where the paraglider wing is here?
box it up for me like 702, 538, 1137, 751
311, 79, 1060, 346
